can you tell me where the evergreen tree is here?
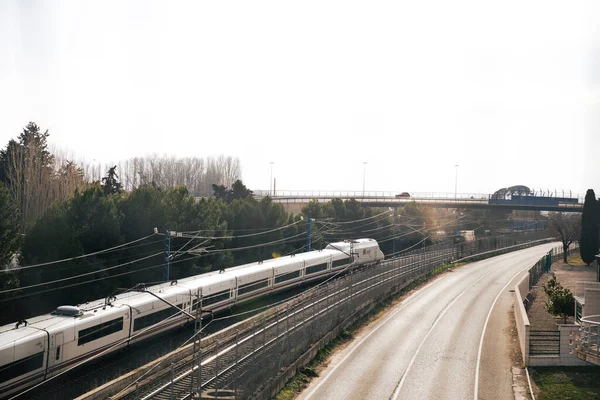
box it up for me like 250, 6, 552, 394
101, 165, 123, 195
0, 182, 22, 267
580, 189, 599, 265
543, 273, 575, 324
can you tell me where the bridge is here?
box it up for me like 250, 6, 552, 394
253, 191, 584, 212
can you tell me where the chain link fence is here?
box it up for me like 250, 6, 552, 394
111, 231, 554, 400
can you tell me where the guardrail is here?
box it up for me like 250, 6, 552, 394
106, 232, 554, 400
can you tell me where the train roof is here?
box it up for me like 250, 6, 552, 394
0, 325, 46, 351
0, 301, 127, 336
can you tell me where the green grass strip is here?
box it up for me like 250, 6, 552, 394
529, 367, 600, 400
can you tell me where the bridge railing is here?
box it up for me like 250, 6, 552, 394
254, 190, 494, 199
253, 190, 584, 203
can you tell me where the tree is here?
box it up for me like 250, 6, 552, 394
0, 123, 56, 228
0, 182, 22, 316
580, 189, 599, 265
543, 273, 575, 324
101, 165, 123, 195
0, 123, 86, 229
548, 212, 581, 263
212, 180, 253, 204
0, 182, 22, 268
231, 179, 253, 200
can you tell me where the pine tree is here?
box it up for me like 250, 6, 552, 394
101, 166, 123, 195
580, 189, 599, 265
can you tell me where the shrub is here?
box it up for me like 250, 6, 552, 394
543, 273, 575, 324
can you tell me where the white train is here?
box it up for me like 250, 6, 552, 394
0, 239, 383, 398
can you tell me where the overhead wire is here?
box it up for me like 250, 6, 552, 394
0, 252, 163, 295
0, 229, 312, 300
178, 220, 302, 238
4, 234, 158, 273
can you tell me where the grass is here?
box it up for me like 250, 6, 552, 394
530, 367, 600, 400
565, 253, 586, 267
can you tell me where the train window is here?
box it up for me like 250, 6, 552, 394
78, 317, 124, 346
55, 346, 61, 361
238, 279, 269, 296
195, 291, 230, 309
332, 258, 352, 268
0, 352, 44, 382
306, 262, 328, 275
274, 270, 301, 284
134, 304, 184, 332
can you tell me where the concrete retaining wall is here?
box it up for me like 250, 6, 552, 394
513, 274, 530, 365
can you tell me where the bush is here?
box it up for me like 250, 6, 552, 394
543, 273, 575, 324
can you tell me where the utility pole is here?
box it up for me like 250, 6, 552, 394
164, 228, 171, 281
454, 164, 459, 200
393, 207, 398, 255
270, 161, 274, 196
362, 162, 367, 197
306, 214, 311, 252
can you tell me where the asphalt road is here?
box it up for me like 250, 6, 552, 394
299, 243, 558, 400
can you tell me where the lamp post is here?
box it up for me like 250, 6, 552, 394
454, 164, 459, 200
362, 162, 367, 197
270, 162, 274, 196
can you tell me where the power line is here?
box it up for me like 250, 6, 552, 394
202, 231, 308, 255
176, 220, 303, 239
0, 252, 162, 295
14, 244, 166, 276
326, 210, 392, 225
4, 234, 158, 273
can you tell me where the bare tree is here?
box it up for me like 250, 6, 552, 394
51, 146, 86, 202
4, 124, 56, 228
78, 154, 241, 197
548, 212, 581, 263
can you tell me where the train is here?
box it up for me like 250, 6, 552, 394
0, 239, 384, 398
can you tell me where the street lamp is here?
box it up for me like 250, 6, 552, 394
454, 164, 459, 200
270, 162, 274, 196
362, 162, 367, 197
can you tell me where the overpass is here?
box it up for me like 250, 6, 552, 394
254, 191, 584, 212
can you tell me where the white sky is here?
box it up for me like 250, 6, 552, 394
1, 1, 599, 196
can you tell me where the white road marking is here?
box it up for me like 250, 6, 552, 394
390, 266, 498, 400
473, 253, 542, 400
303, 274, 446, 399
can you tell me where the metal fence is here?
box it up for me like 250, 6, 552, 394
580, 315, 600, 358
115, 231, 554, 400
526, 243, 579, 358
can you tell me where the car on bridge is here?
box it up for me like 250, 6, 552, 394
395, 192, 410, 198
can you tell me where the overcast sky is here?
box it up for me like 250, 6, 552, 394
1, 1, 598, 197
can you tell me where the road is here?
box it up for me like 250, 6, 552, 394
299, 243, 557, 400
